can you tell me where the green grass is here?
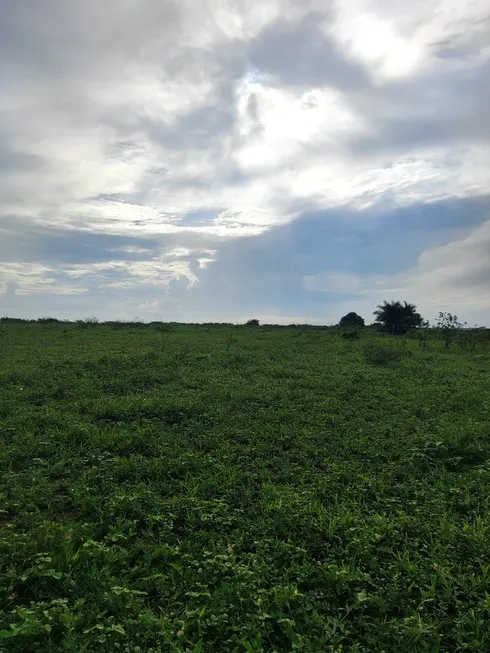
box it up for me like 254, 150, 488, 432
0, 321, 490, 652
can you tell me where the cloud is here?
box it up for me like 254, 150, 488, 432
415, 220, 490, 297
0, 0, 489, 323
247, 13, 369, 89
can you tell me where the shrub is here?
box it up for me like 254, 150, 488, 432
370, 322, 386, 332
412, 327, 430, 348
77, 316, 99, 327
154, 324, 173, 333
363, 341, 407, 365
0, 317, 29, 323
339, 312, 365, 327
458, 327, 489, 352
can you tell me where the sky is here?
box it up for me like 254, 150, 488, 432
0, 0, 489, 325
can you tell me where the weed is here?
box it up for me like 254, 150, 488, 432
341, 330, 360, 341
160, 332, 172, 354
363, 340, 407, 365
224, 334, 236, 351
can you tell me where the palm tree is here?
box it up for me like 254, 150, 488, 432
373, 300, 424, 335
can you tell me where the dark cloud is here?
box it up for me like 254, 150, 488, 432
0, 149, 46, 173
247, 14, 369, 90
430, 14, 490, 60
345, 55, 490, 158
0, 0, 182, 79
92, 193, 145, 205
0, 218, 159, 265
0, 216, 221, 266
142, 98, 237, 152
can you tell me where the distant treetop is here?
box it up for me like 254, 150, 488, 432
373, 300, 424, 335
339, 312, 365, 327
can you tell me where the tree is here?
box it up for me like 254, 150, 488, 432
436, 312, 465, 348
246, 319, 260, 326
339, 312, 365, 327
373, 300, 424, 335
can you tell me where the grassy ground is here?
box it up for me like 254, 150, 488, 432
0, 321, 490, 652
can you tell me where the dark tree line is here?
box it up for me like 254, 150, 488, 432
340, 300, 426, 335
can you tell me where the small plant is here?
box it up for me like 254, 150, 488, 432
178, 342, 191, 360
436, 312, 465, 348
363, 341, 406, 365
160, 333, 172, 354
224, 334, 236, 351
412, 323, 431, 348
246, 319, 260, 326
457, 326, 487, 352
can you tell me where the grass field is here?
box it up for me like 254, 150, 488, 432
1, 321, 490, 652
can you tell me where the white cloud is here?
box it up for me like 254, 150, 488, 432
332, 11, 423, 80
0, 264, 88, 296
331, 0, 490, 77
